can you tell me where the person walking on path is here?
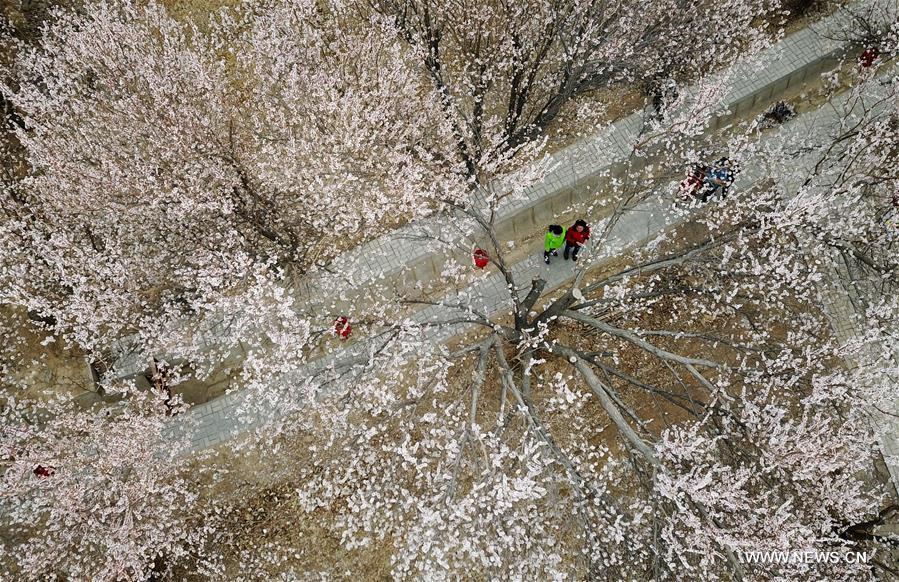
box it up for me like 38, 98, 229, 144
543, 224, 566, 264
563, 219, 590, 262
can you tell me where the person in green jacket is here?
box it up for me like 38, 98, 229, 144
543, 224, 566, 264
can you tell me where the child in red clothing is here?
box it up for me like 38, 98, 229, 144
563, 219, 590, 262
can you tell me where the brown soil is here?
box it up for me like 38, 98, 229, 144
0, 306, 92, 403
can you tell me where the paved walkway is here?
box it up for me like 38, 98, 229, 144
816, 247, 899, 483
162, 5, 884, 451
757, 63, 899, 482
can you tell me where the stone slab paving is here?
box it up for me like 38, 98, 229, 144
770, 63, 899, 483
163, 5, 891, 451
818, 242, 899, 474
815, 243, 899, 485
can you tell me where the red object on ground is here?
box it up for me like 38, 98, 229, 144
859, 47, 878, 68
334, 317, 352, 340
473, 248, 489, 269
33, 465, 56, 478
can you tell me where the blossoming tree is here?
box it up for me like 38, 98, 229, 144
2, 0, 899, 579
1, 0, 464, 356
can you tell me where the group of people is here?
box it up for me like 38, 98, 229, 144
679, 157, 738, 202
543, 219, 590, 264
537, 157, 740, 267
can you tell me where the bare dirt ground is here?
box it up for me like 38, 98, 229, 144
0, 308, 91, 403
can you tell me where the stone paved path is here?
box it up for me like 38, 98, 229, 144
759, 62, 899, 482
164, 5, 887, 451
816, 247, 899, 482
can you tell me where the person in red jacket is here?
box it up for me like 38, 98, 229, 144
563, 219, 590, 262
